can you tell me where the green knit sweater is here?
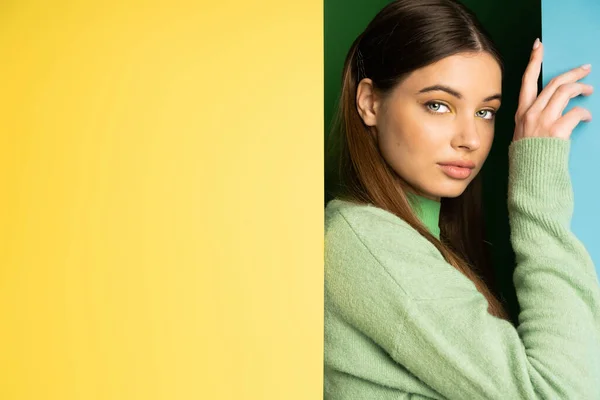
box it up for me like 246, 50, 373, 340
324, 138, 600, 399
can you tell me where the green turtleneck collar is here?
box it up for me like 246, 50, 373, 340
407, 192, 441, 240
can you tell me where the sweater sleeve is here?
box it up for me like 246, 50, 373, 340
325, 138, 600, 399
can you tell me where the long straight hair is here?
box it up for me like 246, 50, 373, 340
326, 0, 511, 321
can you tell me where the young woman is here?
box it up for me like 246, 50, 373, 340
324, 0, 600, 398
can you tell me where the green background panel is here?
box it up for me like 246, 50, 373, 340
324, 0, 541, 321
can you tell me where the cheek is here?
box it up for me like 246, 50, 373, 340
377, 117, 445, 167
480, 126, 495, 155
397, 119, 450, 160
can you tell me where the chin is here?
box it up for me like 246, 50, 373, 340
426, 181, 470, 199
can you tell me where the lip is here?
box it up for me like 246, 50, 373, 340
438, 160, 476, 169
438, 162, 475, 180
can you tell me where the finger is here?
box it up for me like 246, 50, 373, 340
550, 106, 592, 140
517, 39, 544, 114
540, 82, 593, 122
529, 64, 592, 114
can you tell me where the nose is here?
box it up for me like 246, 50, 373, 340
451, 116, 481, 151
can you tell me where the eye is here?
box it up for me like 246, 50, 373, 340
476, 109, 496, 120
425, 102, 450, 114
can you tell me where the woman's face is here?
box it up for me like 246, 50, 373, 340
356, 52, 502, 201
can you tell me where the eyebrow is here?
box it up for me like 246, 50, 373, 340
417, 84, 502, 102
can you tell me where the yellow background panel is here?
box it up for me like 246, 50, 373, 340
0, 1, 323, 398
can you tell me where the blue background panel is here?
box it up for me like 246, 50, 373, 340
543, 0, 600, 277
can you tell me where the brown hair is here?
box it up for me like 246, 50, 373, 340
325, 0, 511, 321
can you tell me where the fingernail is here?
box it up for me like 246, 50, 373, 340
533, 38, 541, 49
582, 64, 592, 70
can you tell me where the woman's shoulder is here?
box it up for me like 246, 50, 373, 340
324, 198, 435, 257
325, 197, 424, 240
325, 198, 411, 233
324, 199, 469, 302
